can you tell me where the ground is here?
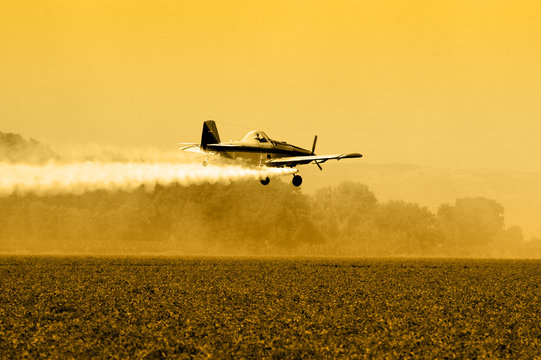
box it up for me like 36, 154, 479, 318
0, 257, 540, 359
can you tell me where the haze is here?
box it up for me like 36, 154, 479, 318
1, 0, 540, 170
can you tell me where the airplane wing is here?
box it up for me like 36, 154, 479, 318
266, 153, 362, 167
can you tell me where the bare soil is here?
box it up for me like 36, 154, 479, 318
0, 257, 540, 359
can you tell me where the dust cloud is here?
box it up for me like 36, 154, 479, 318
1, 177, 540, 258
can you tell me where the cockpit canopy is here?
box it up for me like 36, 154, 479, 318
241, 130, 271, 144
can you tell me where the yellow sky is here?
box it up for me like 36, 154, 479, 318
1, 0, 541, 170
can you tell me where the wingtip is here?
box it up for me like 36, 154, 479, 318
339, 153, 363, 159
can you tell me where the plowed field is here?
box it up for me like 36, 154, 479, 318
1, 257, 540, 358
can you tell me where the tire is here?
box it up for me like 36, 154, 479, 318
292, 175, 302, 187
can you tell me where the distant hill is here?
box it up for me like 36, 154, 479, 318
0, 132, 60, 164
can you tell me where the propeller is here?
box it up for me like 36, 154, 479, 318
311, 135, 323, 171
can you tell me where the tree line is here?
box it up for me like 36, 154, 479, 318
1, 180, 539, 257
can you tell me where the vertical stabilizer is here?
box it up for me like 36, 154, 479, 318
201, 120, 221, 150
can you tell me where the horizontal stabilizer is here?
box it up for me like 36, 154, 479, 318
178, 143, 202, 153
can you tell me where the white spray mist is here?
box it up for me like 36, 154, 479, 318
0, 162, 298, 196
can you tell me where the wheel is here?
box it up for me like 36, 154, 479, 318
202, 158, 208, 166
260, 177, 270, 185
292, 175, 302, 187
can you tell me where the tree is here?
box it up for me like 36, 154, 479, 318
311, 182, 379, 254
374, 200, 440, 256
437, 197, 505, 256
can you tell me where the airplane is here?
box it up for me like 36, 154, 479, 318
180, 120, 362, 186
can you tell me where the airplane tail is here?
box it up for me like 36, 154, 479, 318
201, 120, 221, 150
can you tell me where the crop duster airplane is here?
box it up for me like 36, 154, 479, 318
180, 120, 362, 186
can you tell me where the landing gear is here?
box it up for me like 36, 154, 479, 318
260, 177, 270, 185
202, 158, 208, 166
292, 175, 302, 187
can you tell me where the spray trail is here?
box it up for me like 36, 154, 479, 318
0, 162, 298, 196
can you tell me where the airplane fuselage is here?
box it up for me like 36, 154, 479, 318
203, 129, 312, 166
206, 141, 312, 166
